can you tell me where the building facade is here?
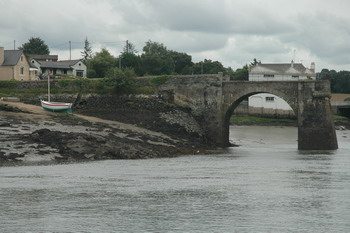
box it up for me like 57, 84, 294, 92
0, 47, 37, 81
247, 61, 316, 116
29, 58, 87, 78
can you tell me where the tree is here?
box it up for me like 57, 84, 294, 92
169, 51, 193, 74
81, 37, 93, 62
104, 68, 136, 93
123, 41, 138, 54
85, 48, 117, 78
19, 37, 50, 55
230, 65, 249, 81
141, 40, 174, 75
192, 59, 225, 74
119, 52, 144, 76
318, 69, 350, 93
250, 58, 260, 66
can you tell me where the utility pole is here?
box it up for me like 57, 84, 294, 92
69, 41, 71, 60
14, 40, 16, 50
126, 40, 129, 53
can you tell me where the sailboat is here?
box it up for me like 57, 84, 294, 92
41, 73, 73, 113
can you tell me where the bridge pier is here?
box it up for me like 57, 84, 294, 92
297, 91, 338, 150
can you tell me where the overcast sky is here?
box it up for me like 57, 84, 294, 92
1, 0, 349, 72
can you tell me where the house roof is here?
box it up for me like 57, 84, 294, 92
27, 54, 58, 61
38, 59, 83, 69
39, 61, 72, 69
250, 62, 314, 75
58, 59, 83, 66
2, 50, 24, 66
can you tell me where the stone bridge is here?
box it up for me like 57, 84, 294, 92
159, 73, 338, 150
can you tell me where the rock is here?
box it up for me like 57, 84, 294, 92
7, 153, 24, 160
0, 122, 11, 127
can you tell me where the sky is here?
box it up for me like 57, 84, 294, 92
1, 0, 350, 72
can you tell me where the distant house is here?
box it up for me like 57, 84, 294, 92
247, 61, 316, 117
29, 58, 87, 78
0, 47, 37, 81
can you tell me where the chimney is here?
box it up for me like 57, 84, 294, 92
0, 47, 4, 65
291, 60, 294, 68
310, 62, 315, 73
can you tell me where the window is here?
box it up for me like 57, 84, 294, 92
76, 70, 84, 77
20, 56, 23, 62
264, 74, 274, 78
292, 75, 299, 78
265, 96, 275, 102
20, 67, 24, 75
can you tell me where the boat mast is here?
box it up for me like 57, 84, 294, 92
48, 72, 50, 102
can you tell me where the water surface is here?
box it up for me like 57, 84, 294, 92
1, 126, 349, 232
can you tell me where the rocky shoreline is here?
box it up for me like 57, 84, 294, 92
2, 95, 349, 165
0, 96, 213, 165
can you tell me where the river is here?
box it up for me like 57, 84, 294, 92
1, 126, 350, 232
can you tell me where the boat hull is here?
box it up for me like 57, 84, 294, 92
41, 100, 73, 113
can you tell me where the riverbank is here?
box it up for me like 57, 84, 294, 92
0, 97, 211, 165
231, 114, 350, 129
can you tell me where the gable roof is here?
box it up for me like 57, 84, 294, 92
37, 59, 84, 69
250, 63, 314, 75
2, 50, 24, 66
27, 54, 58, 61
58, 59, 83, 66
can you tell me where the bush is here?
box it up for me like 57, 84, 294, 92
104, 68, 136, 93
148, 75, 171, 86
0, 80, 18, 88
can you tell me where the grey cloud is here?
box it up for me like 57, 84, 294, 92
280, 12, 350, 64
1, 0, 349, 71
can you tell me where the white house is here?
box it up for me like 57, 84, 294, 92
248, 61, 316, 116
29, 56, 87, 78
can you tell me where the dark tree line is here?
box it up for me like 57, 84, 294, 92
18, 37, 253, 80
318, 69, 350, 93
85, 40, 249, 79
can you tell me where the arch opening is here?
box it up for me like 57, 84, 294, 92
222, 91, 297, 147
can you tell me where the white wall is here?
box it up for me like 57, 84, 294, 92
71, 61, 87, 78
249, 74, 313, 81
249, 94, 292, 111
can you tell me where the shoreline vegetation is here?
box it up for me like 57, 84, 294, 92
231, 114, 350, 129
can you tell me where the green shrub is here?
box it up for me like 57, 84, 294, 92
104, 68, 136, 93
0, 80, 18, 88
148, 75, 171, 86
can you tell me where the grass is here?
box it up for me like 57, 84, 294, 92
230, 115, 296, 125
333, 114, 350, 122
231, 114, 350, 125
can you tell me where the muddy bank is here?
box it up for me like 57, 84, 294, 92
0, 97, 212, 165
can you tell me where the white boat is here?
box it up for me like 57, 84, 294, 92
41, 100, 72, 112
41, 74, 73, 113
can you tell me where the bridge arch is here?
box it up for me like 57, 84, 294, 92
222, 86, 298, 147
